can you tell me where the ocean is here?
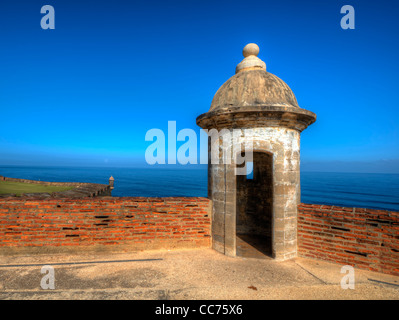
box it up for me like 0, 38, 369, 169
0, 166, 398, 211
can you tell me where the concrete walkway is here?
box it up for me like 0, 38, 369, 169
0, 248, 398, 300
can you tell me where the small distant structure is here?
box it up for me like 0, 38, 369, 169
109, 176, 115, 191
196, 43, 316, 260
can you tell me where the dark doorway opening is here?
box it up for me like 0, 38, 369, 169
236, 152, 273, 259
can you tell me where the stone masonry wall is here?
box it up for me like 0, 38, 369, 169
0, 197, 211, 254
298, 203, 399, 276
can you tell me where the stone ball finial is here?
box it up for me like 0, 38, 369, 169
243, 43, 259, 58
236, 43, 266, 74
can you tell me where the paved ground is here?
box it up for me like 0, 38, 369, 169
0, 248, 398, 300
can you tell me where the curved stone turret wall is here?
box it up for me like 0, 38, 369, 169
209, 127, 300, 260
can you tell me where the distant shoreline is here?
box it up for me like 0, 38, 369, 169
0, 166, 398, 211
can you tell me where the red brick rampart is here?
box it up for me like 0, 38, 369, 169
298, 203, 399, 276
0, 197, 211, 254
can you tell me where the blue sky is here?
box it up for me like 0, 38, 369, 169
0, 0, 398, 172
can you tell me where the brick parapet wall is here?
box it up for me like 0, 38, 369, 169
0, 197, 211, 254
298, 203, 399, 276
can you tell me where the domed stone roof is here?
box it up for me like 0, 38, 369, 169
196, 43, 316, 131
209, 69, 299, 112
210, 43, 299, 112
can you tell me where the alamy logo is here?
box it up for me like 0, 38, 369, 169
145, 121, 254, 175
340, 265, 355, 289
40, 265, 55, 290
341, 5, 355, 30
41, 5, 55, 30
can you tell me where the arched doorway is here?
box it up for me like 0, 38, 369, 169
236, 152, 273, 258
